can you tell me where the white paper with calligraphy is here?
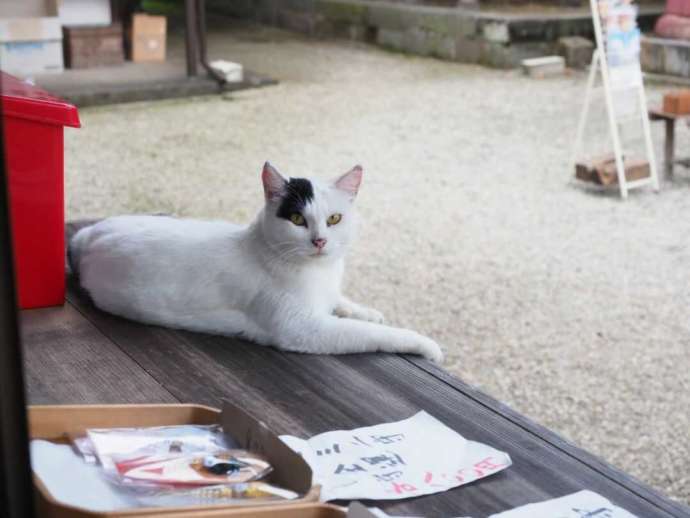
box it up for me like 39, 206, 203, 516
488, 490, 638, 518
280, 411, 511, 501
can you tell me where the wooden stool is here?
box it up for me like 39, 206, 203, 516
649, 107, 690, 181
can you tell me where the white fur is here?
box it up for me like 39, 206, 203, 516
69, 165, 443, 362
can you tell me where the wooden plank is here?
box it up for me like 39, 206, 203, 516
20, 301, 177, 405
64, 283, 685, 518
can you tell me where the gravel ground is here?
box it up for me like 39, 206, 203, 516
64, 22, 690, 504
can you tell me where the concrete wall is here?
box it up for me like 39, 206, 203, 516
210, 0, 661, 68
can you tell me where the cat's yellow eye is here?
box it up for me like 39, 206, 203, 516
327, 213, 342, 226
290, 213, 306, 226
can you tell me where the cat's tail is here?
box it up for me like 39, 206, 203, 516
67, 225, 94, 277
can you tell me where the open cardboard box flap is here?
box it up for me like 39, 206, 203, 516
220, 401, 312, 494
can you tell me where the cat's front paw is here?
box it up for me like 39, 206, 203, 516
405, 332, 444, 364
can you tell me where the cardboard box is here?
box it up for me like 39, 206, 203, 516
63, 23, 123, 69
0, 16, 63, 76
57, 0, 111, 27
129, 13, 166, 63
663, 90, 690, 115
575, 155, 649, 185
600, 159, 650, 185
575, 154, 616, 183
29, 402, 320, 517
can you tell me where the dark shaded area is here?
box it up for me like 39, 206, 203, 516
0, 75, 35, 518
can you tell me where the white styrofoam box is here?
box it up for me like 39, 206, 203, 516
0, 0, 56, 19
210, 60, 244, 83
0, 17, 63, 76
521, 56, 566, 78
57, 0, 111, 27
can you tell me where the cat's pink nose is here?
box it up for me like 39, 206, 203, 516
312, 238, 327, 250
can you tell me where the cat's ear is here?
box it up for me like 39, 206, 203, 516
334, 165, 363, 200
262, 162, 287, 202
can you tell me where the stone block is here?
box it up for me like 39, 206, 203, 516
482, 21, 510, 43
456, 14, 479, 39
481, 41, 553, 68
278, 9, 318, 34
557, 36, 594, 69
327, 20, 369, 41
455, 37, 483, 63
521, 55, 566, 77
315, 0, 368, 24
414, 10, 457, 37
404, 27, 456, 59
377, 28, 405, 51
368, 4, 411, 31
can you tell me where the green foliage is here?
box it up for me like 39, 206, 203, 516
141, 0, 184, 16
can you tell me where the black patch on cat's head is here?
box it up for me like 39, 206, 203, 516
276, 178, 314, 221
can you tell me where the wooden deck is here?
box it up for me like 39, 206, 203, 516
18, 222, 688, 517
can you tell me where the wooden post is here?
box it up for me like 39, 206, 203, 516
185, 0, 199, 77
664, 118, 675, 181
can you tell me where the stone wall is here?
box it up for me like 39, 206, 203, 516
210, 0, 662, 68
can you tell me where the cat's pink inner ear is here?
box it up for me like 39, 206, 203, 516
335, 165, 363, 198
262, 162, 287, 201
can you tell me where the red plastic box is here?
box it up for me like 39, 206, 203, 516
1, 72, 80, 309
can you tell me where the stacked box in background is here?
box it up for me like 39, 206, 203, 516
129, 13, 167, 62
0, 0, 64, 76
0, 0, 167, 75
56, 0, 111, 27
58, 0, 124, 69
63, 23, 124, 68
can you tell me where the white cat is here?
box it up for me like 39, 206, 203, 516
69, 163, 443, 362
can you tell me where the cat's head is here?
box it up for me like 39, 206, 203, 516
259, 162, 362, 263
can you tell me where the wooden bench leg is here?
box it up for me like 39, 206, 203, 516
664, 118, 675, 181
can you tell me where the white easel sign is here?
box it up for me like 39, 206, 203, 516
573, 0, 659, 198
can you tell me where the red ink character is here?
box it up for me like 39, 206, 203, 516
472, 457, 506, 477
423, 471, 445, 488
390, 482, 418, 494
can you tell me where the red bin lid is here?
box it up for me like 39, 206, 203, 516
0, 72, 80, 128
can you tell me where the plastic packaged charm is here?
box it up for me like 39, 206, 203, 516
113, 450, 272, 487
87, 425, 233, 473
